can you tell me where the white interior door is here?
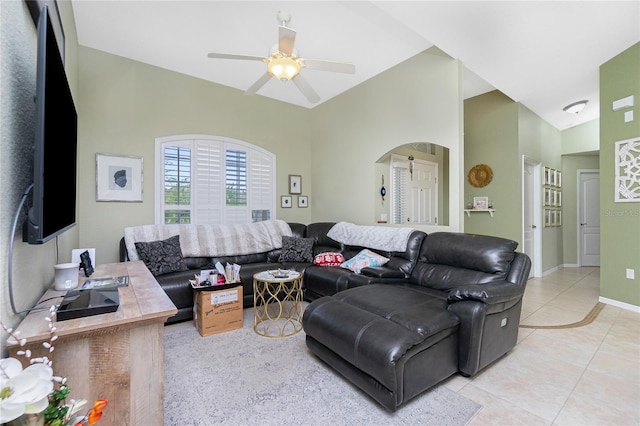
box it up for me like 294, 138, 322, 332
408, 161, 438, 225
523, 157, 542, 277
579, 170, 600, 266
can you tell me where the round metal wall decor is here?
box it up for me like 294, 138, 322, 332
468, 164, 493, 188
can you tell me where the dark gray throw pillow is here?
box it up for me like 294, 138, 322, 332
278, 236, 314, 263
135, 235, 188, 276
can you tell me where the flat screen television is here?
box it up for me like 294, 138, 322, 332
25, 4, 77, 244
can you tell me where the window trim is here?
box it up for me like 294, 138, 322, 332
154, 134, 276, 225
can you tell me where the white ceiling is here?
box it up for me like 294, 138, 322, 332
72, 1, 640, 131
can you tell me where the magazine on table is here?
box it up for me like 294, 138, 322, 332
80, 275, 130, 290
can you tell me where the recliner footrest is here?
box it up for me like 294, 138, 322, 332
302, 285, 460, 410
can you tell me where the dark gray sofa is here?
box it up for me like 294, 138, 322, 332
119, 222, 427, 324
302, 232, 531, 411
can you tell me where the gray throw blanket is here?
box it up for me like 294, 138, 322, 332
327, 222, 416, 252
124, 220, 292, 260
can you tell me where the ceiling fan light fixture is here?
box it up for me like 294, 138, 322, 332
268, 56, 300, 81
563, 100, 588, 114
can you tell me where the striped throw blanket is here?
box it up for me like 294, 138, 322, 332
124, 220, 292, 260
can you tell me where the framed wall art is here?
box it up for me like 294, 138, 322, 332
473, 196, 489, 210
96, 153, 143, 202
544, 188, 551, 206
615, 137, 640, 202
298, 195, 308, 208
288, 175, 302, 194
281, 195, 292, 208
544, 209, 551, 227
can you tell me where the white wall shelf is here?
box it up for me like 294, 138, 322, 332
464, 208, 495, 217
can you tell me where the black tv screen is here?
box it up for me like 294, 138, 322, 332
25, 4, 77, 244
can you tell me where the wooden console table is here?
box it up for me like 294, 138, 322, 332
8, 261, 177, 425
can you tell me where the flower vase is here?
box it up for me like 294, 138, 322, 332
7, 412, 44, 426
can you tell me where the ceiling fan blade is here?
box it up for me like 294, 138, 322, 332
302, 59, 356, 74
278, 26, 296, 55
244, 73, 272, 96
292, 74, 320, 104
208, 52, 265, 62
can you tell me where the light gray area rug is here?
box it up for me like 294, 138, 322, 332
164, 309, 481, 425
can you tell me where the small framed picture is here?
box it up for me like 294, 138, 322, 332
556, 210, 562, 227
544, 167, 551, 185
544, 209, 551, 227
298, 195, 308, 208
96, 153, 143, 202
281, 195, 292, 208
288, 175, 302, 194
544, 188, 551, 206
555, 171, 562, 188
473, 196, 489, 210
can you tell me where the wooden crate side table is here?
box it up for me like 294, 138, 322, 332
7, 261, 177, 426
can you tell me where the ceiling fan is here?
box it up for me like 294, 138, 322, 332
207, 12, 356, 104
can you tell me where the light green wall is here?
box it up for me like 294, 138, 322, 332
77, 47, 313, 263
463, 91, 520, 242
562, 119, 599, 155
599, 42, 640, 307
464, 91, 566, 272
77, 47, 465, 263
310, 49, 464, 232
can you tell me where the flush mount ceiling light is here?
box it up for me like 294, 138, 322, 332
563, 100, 588, 114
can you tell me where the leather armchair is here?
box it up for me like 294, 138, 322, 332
409, 232, 531, 376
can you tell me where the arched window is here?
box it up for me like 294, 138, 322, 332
155, 135, 275, 225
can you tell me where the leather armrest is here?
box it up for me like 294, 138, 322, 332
447, 281, 523, 305
360, 267, 405, 279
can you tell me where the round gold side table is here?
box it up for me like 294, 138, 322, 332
253, 270, 303, 338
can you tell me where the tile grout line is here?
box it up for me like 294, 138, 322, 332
549, 299, 619, 425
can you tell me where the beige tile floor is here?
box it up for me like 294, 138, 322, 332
443, 267, 640, 425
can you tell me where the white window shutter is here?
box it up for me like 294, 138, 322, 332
157, 135, 276, 225
249, 150, 274, 214
392, 166, 407, 224
194, 140, 223, 224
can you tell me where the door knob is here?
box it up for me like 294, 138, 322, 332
580, 223, 587, 226
532, 225, 537, 229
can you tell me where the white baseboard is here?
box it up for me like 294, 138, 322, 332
562, 263, 580, 268
599, 296, 640, 313
542, 265, 562, 276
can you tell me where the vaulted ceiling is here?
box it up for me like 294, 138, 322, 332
72, 1, 640, 131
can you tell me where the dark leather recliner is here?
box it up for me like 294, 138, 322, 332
302, 232, 531, 411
